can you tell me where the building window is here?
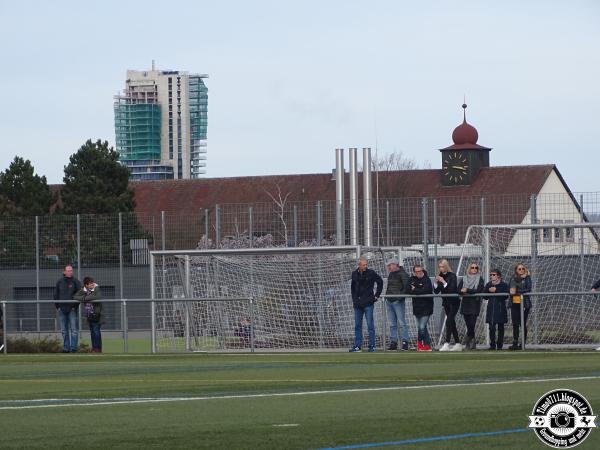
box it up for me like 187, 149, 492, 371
542, 220, 552, 243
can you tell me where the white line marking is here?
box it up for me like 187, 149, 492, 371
1, 375, 598, 411
272, 424, 299, 427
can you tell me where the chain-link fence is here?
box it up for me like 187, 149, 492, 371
0, 192, 599, 334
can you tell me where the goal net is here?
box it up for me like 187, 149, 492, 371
150, 246, 440, 352
456, 223, 600, 348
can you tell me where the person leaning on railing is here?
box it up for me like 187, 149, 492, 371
408, 264, 434, 352
458, 262, 485, 350
74, 277, 103, 353
484, 269, 509, 350
435, 259, 460, 352
508, 263, 532, 350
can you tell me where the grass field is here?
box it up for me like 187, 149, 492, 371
1, 351, 599, 449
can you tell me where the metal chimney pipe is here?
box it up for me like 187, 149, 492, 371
349, 148, 359, 245
363, 147, 373, 247
335, 148, 345, 245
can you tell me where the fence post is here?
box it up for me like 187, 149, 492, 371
248, 206, 253, 248
293, 205, 298, 247
35, 216, 40, 334
421, 198, 429, 272
215, 204, 221, 247
161, 211, 167, 305
76, 214, 82, 333
204, 208, 209, 244
386, 201, 391, 246
579, 194, 585, 327
122, 300, 128, 353
249, 297, 255, 353
433, 199, 438, 263
185, 255, 191, 352
480, 197, 485, 225
316, 201, 322, 245
150, 253, 157, 354
119, 213, 126, 351
1, 301, 6, 354
529, 194, 537, 349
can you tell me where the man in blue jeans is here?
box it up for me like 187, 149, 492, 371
54, 265, 82, 353
350, 257, 383, 352
385, 258, 410, 351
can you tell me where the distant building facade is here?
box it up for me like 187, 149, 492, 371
114, 66, 208, 181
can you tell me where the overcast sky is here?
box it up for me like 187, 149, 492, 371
0, 0, 598, 192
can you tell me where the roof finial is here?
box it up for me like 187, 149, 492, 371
462, 96, 467, 123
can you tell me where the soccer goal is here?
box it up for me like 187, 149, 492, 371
455, 223, 600, 348
150, 246, 400, 352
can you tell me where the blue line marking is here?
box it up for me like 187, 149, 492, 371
319, 428, 528, 449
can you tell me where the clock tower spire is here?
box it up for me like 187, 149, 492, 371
440, 103, 491, 186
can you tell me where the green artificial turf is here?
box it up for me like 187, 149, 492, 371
1, 352, 599, 449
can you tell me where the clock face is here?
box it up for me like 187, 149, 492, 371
442, 152, 469, 184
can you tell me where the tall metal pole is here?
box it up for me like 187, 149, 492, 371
349, 148, 359, 245
2, 302, 6, 354
335, 148, 345, 245
480, 197, 485, 225
76, 214, 82, 332
204, 208, 209, 243
363, 147, 373, 247
35, 216, 40, 333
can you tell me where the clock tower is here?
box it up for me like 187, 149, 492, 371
440, 103, 491, 186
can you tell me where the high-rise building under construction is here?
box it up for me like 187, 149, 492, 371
114, 65, 208, 180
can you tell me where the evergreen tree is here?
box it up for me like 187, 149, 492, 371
60, 139, 134, 214
0, 156, 54, 216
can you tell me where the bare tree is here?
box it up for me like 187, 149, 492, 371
371, 150, 431, 171
264, 183, 291, 245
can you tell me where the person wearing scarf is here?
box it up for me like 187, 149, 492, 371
434, 259, 460, 351
484, 269, 509, 350
458, 262, 485, 350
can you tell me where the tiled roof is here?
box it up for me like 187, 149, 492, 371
131, 165, 556, 213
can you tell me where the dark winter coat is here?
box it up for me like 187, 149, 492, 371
484, 281, 509, 324
74, 286, 103, 324
509, 275, 532, 309
592, 279, 600, 290
434, 271, 458, 308
351, 268, 383, 309
385, 267, 409, 301
408, 271, 434, 317
53, 276, 82, 313
458, 277, 485, 315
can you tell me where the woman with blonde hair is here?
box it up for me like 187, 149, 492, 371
508, 263, 532, 350
434, 259, 460, 351
458, 262, 484, 350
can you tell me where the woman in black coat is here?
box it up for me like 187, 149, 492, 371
484, 269, 509, 350
434, 259, 459, 351
458, 262, 484, 350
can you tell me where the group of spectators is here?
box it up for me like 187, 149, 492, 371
54, 265, 104, 353
350, 257, 598, 352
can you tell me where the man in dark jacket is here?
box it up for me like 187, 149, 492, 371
384, 258, 410, 351
349, 258, 383, 352
408, 264, 434, 351
54, 265, 82, 353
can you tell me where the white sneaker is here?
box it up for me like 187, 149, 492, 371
450, 343, 463, 352
596, 346, 600, 351
439, 343, 451, 352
